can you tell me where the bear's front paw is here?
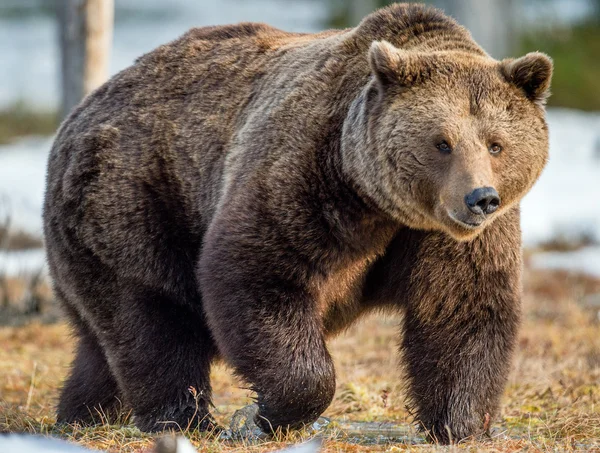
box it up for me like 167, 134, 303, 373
225, 404, 269, 441
421, 415, 492, 445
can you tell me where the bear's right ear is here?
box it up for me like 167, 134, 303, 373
369, 41, 431, 89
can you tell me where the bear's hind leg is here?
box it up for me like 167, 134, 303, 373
57, 326, 124, 425
93, 285, 219, 433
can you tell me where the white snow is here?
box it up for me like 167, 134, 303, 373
0, 435, 95, 453
0, 136, 50, 237
521, 108, 600, 246
530, 246, 600, 278
0, 434, 321, 453
0, 249, 47, 278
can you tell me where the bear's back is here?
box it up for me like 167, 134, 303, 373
44, 21, 349, 288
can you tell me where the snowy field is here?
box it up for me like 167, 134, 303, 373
1, 108, 599, 277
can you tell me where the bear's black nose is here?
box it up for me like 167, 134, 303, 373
465, 187, 501, 215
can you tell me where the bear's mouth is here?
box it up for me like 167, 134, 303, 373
446, 211, 485, 230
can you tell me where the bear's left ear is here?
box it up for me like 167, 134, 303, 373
369, 40, 432, 89
501, 52, 553, 106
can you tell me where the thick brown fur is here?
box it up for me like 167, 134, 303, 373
43, 3, 552, 444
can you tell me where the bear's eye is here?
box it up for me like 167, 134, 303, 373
490, 143, 503, 154
436, 141, 452, 154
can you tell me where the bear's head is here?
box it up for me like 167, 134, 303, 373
343, 41, 552, 241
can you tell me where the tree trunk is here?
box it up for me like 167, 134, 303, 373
58, 0, 114, 119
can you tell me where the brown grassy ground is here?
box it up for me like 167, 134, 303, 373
1, 265, 599, 452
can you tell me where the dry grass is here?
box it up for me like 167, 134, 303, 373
1, 265, 599, 452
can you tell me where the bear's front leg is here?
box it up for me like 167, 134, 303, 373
401, 214, 522, 444
199, 211, 336, 435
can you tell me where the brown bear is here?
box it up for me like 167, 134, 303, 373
43, 3, 552, 444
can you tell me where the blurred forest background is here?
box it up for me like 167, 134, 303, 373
332, 0, 600, 111
0, 0, 599, 146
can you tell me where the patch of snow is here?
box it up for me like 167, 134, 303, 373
520, 109, 600, 246
0, 249, 47, 277
530, 246, 600, 278
0, 435, 93, 453
277, 439, 322, 453
0, 136, 50, 236
0, 434, 321, 453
